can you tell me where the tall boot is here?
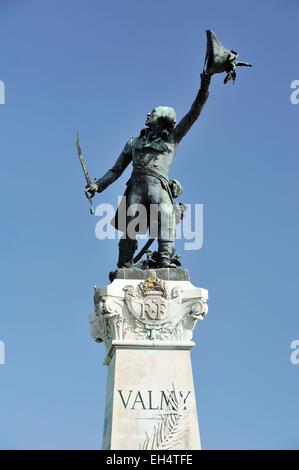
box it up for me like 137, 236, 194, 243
156, 240, 176, 268
117, 239, 138, 268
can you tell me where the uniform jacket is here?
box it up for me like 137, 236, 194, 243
96, 87, 209, 231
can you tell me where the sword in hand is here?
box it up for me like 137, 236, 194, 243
76, 132, 97, 215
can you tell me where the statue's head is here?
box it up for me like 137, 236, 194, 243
145, 106, 176, 130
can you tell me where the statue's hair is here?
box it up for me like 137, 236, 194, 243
154, 106, 176, 126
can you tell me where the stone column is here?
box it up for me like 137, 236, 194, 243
89, 268, 208, 450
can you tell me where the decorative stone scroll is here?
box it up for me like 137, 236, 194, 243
90, 272, 208, 350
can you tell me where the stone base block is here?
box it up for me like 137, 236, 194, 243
103, 340, 201, 450
89, 270, 208, 450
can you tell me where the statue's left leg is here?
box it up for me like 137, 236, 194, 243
148, 183, 176, 268
156, 240, 176, 268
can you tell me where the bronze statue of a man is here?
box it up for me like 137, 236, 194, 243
85, 30, 251, 269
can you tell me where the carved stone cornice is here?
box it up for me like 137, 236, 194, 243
89, 273, 208, 351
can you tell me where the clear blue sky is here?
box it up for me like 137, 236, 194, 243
0, 0, 298, 450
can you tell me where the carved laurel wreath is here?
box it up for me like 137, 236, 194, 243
140, 384, 190, 450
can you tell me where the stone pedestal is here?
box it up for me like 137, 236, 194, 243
89, 268, 208, 450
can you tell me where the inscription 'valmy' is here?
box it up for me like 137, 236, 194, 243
117, 389, 191, 411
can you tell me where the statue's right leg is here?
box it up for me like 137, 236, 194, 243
117, 184, 145, 269
117, 238, 138, 268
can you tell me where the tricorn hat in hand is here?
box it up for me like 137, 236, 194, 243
204, 30, 252, 83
